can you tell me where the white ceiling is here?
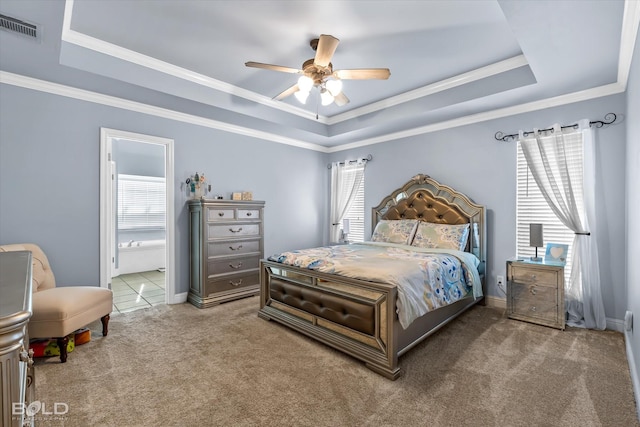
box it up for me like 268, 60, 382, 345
0, 0, 636, 150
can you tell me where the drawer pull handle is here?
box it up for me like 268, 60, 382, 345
246, 212, 252, 217
229, 262, 243, 269
530, 286, 537, 295
229, 227, 243, 233
230, 279, 243, 287
218, 212, 225, 217
530, 306, 537, 312
229, 245, 243, 251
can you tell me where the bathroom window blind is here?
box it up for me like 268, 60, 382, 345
117, 174, 166, 230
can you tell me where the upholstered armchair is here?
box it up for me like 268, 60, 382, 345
0, 243, 113, 363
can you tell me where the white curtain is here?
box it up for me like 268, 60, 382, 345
519, 120, 605, 329
330, 160, 366, 243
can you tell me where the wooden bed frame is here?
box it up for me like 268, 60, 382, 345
258, 174, 486, 379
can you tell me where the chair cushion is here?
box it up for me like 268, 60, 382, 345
29, 287, 113, 339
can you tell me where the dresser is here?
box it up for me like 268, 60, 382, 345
188, 199, 265, 308
506, 259, 565, 330
0, 251, 35, 427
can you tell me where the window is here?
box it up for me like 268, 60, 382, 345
516, 130, 584, 283
117, 174, 166, 230
341, 174, 365, 242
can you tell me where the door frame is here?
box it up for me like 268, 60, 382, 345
99, 127, 177, 304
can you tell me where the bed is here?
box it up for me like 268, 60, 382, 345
258, 174, 486, 379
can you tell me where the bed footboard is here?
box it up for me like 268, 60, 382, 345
259, 260, 401, 379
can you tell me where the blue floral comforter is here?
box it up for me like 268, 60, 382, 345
268, 241, 482, 329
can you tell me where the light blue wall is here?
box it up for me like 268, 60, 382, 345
329, 93, 627, 322
0, 84, 327, 291
625, 28, 640, 413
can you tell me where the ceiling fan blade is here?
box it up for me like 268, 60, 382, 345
334, 68, 391, 80
273, 84, 299, 101
334, 92, 350, 107
245, 61, 301, 74
314, 34, 340, 67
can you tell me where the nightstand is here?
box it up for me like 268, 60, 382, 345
506, 259, 565, 330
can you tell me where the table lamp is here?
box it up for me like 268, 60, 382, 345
529, 223, 543, 262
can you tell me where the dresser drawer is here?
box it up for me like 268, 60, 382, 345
207, 240, 261, 257
207, 255, 261, 276
511, 266, 558, 287
207, 223, 260, 239
206, 207, 235, 221
205, 271, 259, 295
237, 209, 260, 220
510, 282, 558, 322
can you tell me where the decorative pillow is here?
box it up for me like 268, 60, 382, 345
411, 222, 470, 251
371, 220, 419, 245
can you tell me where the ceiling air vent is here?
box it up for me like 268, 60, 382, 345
0, 14, 39, 40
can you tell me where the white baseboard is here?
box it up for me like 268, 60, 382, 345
485, 296, 506, 310
625, 330, 640, 421
607, 317, 625, 333
169, 292, 188, 304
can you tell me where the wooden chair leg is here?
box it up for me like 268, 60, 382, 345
56, 336, 69, 363
101, 314, 110, 337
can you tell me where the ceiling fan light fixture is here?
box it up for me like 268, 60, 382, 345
320, 88, 334, 106
297, 75, 314, 92
294, 89, 310, 104
326, 78, 342, 96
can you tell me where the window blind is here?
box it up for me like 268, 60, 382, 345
340, 168, 365, 242
516, 131, 584, 283
117, 174, 166, 230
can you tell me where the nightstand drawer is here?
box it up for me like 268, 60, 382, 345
510, 282, 558, 322
511, 266, 558, 287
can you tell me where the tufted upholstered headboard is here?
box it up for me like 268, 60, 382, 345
372, 174, 486, 276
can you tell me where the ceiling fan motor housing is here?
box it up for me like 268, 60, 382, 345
302, 58, 333, 84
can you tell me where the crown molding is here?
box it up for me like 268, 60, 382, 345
618, 0, 640, 89
61, 0, 324, 123
61, 0, 526, 126
325, 55, 529, 125
327, 82, 625, 153
0, 71, 329, 153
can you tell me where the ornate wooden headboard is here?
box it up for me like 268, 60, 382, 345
372, 174, 486, 276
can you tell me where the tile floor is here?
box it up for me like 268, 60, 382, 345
111, 270, 165, 313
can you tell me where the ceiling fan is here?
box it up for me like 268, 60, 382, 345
245, 34, 391, 107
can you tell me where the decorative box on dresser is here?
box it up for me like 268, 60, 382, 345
507, 259, 565, 330
0, 251, 35, 427
188, 199, 265, 308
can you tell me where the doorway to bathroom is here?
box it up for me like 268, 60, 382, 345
99, 128, 175, 312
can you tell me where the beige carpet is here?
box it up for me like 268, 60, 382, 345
34, 297, 638, 426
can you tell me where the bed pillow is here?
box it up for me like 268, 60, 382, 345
411, 222, 470, 251
371, 219, 419, 245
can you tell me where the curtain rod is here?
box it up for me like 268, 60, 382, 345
494, 112, 618, 142
327, 154, 373, 169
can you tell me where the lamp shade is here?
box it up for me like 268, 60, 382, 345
342, 219, 350, 235
529, 223, 544, 247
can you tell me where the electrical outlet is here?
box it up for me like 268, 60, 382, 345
497, 275, 505, 293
